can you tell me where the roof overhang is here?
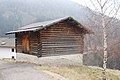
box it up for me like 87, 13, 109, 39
6, 27, 40, 34
6, 17, 94, 35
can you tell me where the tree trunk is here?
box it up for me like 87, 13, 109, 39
101, 10, 108, 80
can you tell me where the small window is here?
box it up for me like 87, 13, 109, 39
12, 56, 15, 59
12, 48, 14, 52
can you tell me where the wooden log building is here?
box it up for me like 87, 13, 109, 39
6, 17, 93, 57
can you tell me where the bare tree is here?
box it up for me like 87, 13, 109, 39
84, 0, 120, 80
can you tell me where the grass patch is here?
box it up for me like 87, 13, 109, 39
36, 65, 120, 80
0, 58, 16, 62
1, 59, 119, 80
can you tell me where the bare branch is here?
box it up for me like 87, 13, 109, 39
86, 0, 120, 79
105, 5, 120, 28
109, 40, 120, 48
106, 27, 120, 38
104, 2, 115, 15
86, 16, 98, 25
102, 0, 109, 8
97, 0, 101, 7
90, 0, 99, 11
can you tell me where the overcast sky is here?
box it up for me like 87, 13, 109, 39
71, 0, 91, 7
71, 0, 120, 19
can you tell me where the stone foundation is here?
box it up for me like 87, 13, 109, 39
16, 53, 83, 66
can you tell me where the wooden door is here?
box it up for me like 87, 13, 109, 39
22, 33, 30, 53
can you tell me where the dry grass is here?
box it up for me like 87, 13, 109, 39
0, 58, 16, 62
1, 59, 120, 80
36, 65, 120, 80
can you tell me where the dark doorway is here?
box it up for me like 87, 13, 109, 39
22, 33, 30, 53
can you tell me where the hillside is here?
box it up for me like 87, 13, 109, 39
0, 0, 119, 39
1, 59, 120, 80
0, 0, 120, 69
0, 0, 120, 39
37, 65, 120, 80
0, 0, 92, 37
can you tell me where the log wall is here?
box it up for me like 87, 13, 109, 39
29, 31, 39, 55
16, 33, 23, 53
40, 22, 84, 56
16, 32, 40, 56
16, 21, 85, 57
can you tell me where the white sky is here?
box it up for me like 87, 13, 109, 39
71, 0, 92, 8
71, 0, 120, 19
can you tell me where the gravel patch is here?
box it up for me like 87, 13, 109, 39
16, 53, 83, 66
0, 61, 53, 80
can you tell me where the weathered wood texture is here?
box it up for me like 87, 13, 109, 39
22, 33, 30, 53
16, 33, 23, 53
16, 21, 85, 57
29, 31, 39, 55
16, 32, 39, 56
40, 21, 84, 56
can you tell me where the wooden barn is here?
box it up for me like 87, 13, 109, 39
6, 17, 93, 57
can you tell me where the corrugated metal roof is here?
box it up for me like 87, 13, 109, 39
6, 17, 93, 34
0, 38, 15, 48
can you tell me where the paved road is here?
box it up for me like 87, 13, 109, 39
0, 61, 53, 80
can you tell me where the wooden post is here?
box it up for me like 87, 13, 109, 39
37, 31, 42, 57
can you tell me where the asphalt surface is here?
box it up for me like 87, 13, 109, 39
0, 61, 53, 80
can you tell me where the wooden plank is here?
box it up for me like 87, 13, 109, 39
42, 45, 81, 47
40, 22, 84, 56
16, 20, 84, 56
